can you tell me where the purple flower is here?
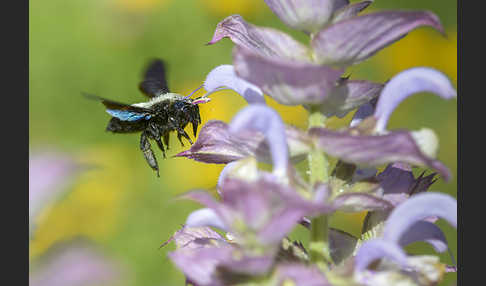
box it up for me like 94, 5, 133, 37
206, 5, 444, 109
165, 225, 275, 286
177, 105, 313, 175
29, 152, 80, 234
355, 192, 456, 274
309, 67, 457, 181
373, 67, 457, 133
29, 240, 125, 286
310, 11, 444, 66
182, 176, 313, 246
166, 2, 456, 285
263, 0, 350, 34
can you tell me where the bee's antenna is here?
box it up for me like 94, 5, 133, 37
183, 85, 204, 99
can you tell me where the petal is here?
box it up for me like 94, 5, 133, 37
264, 0, 348, 34
222, 254, 275, 275
30, 241, 123, 286
181, 190, 238, 232
308, 128, 452, 180
332, 193, 393, 212
222, 177, 311, 244
203, 65, 265, 104
311, 11, 444, 66
382, 192, 457, 243
329, 228, 358, 264
208, 15, 311, 61
229, 104, 288, 176
176, 120, 312, 165
185, 208, 228, 232
233, 46, 343, 105
220, 176, 331, 244
274, 263, 331, 285
331, 0, 373, 23
355, 239, 408, 271
314, 79, 383, 117
168, 246, 233, 286
373, 67, 457, 132
217, 161, 240, 189
398, 221, 449, 253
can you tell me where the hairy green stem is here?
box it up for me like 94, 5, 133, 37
307, 107, 332, 264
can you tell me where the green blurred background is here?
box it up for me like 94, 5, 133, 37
29, 0, 457, 285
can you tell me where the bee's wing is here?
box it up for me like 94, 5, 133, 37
138, 59, 170, 98
83, 93, 154, 121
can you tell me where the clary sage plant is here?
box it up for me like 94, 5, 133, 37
164, 1, 457, 285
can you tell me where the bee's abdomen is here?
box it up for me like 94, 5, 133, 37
106, 117, 147, 133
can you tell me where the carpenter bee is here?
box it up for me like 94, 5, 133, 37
85, 59, 210, 177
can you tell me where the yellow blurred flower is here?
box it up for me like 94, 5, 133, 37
377, 28, 457, 83
30, 145, 138, 260
112, 0, 173, 12
198, 0, 267, 17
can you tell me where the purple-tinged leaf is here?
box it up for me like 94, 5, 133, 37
30, 241, 124, 286
185, 208, 228, 232
274, 263, 331, 286
377, 163, 438, 196
355, 238, 408, 271
350, 102, 375, 127
383, 192, 457, 243
329, 228, 358, 264
176, 120, 312, 165
377, 163, 415, 194
264, 0, 348, 34
311, 11, 444, 66
208, 15, 311, 61
234, 46, 343, 105
374, 67, 457, 132
309, 127, 451, 180
331, 0, 373, 23
332, 193, 393, 212
162, 225, 226, 249
203, 65, 265, 104
229, 105, 288, 176
314, 79, 383, 117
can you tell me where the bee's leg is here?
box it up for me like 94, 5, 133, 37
176, 132, 184, 147
191, 105, 201, 137
155, 137, 166, 159
191, 120, 199, 138
177, 128, 193, 146
163, 133, 170, 150
140, 131, 159, 177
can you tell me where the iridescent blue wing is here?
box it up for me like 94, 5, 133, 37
138, 59, 170, 98
83, 93, 153, 121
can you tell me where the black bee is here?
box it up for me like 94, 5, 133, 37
85, 59, 210, 177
